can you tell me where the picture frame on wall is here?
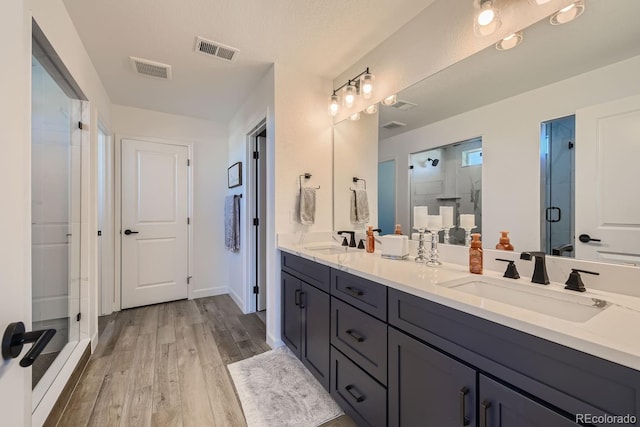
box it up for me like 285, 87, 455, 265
228, 162, 242, 188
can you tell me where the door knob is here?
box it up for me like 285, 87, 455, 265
579, 234, 601, 243
2, 322, 56, 367
124, 229, 139, 235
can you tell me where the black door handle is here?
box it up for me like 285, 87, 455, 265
2, 322, 56, 367
459, 386, 470, 426
579, 234, 601, 243
124, 229, 139, 235
480, 399, 492, 427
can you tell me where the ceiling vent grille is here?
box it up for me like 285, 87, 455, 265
381, 121, 407, 130
129, 57, 172, 80
390, 100, 418, 111
194, 37, 239, 62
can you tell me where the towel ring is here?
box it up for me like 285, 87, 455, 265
299, 173, 320, 190
352, 177, 367, 190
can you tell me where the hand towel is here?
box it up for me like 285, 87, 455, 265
225, 195, 241, 252
350, 189, 370, 224
299, 187, 316, 225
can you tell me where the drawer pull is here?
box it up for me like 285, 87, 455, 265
346, 329, 366, 343
459, 386, 470, 426
294, 289, 301, 306
480, 399, 492, 427
345, 384, 366, 403
344, 286, 364, 297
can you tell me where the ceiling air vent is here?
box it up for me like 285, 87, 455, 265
194, 36, 239, 62
390, 100, 418, 111
381, 121, 407, 130
129, 57, 172, 80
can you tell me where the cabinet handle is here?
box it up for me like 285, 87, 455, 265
480, 399, 492, 427
345, 329, 366, 343
294, 289, 301, 306
344, 286, 364, 297
299, 292, 306, 309
345, 384, 366, 403
459, 386, 470, 426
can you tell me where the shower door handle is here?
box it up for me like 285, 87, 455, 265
545, 207, 561, 223
2, 321, 56, 367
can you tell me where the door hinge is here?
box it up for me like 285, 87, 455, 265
253, 151, 259, 159
97, 230, 102, 236
253, 218, 259, 226
78, 121, 83, 130
187, 217, 191, 225
187, 159, 191, 166
187, 276, 192, 284
568, 141, 574, 149
253, 286, 259, 294
76, 313, 81, 322
409, 165, 414, 169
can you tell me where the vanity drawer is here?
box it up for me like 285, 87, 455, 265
330, 347, 387, 427
331, 297, 387, 385
281, 251, 331, 292
331, 270, 387, 321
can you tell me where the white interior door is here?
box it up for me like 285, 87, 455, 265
121, 139, 189, 309
575, 94, 640, 265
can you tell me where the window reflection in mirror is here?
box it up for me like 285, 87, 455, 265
409, 137, 482, 245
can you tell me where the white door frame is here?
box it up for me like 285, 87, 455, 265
246, 119, 267, 314
113, 135, 193, 311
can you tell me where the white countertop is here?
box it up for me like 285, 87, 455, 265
278, 237, 640, 372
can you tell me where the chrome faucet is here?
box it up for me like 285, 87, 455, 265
519, 251, 550, 285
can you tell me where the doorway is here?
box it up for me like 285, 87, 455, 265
249, 123, 267, 319
540, 115, 575, 257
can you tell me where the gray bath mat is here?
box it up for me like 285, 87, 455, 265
228, 346, 343, 427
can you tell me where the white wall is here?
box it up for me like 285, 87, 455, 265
332, 0, 574, 122
111, 105, 230, 300
381, 55, 640, 251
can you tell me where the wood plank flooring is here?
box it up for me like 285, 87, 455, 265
56, 295, 355, 427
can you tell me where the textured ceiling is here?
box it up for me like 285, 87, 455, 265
62, 0, 436, 121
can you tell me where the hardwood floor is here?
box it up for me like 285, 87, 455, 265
56, 295, 355, 427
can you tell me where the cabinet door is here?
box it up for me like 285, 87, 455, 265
479, 375, 579, 427
301, 281, 331, 390
281, 271, 302, 356
389, 328, 477, 427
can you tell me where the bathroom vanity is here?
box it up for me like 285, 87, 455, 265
279, 242, 640, 427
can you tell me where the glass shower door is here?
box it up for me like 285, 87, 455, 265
31, 55, 82, 406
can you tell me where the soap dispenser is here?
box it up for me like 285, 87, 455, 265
366, 226, 375, 253
469, 233, 483, 274
496, 231, 514, 251
394, 224, 403, 235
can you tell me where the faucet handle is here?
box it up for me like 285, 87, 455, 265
495, 258, 520, 279
564, 268, 599, 292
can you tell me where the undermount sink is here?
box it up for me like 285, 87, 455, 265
303, 244, 350, 255
439, 277, 609, 322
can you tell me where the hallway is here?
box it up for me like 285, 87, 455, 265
54, 295, 354, 426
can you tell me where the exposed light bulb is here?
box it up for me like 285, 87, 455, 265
381, 94, 397, 106
478, 8, 495, 26
343, 84, 356, 108
364, 104, 378, 114
328, 94, 339, 116
496, 31, 523, 51
360, 73, 374, 99
349, 112, 361, 121
550, 0, 584, 25
474, 0, 501, 36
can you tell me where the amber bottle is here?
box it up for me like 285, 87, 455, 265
366, 226, 375, 253
495, 231, 514, 251
394, 224, 403, 235
469, 233, 483, 274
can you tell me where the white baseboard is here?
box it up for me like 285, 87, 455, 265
91, 331, 99, 352
267, 333, 284, 350
190, 285, 228, 299
228, 288, 246, 313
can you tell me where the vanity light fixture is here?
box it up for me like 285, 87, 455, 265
496, 31, 523, 50
527, 0, 552, 4
364, 104, 378, 114
349, 112, 361, 121
327, 67, 374, 116
474, 0, 501, 36
381, 94, 398, 106
550, 0, 585, 25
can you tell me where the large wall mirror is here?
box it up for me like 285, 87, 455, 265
333, 0, 640, 265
